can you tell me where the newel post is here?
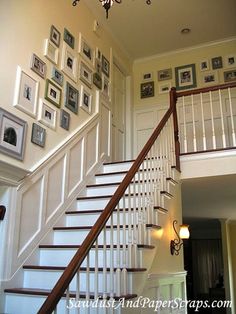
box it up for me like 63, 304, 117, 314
170, 87, 181, 172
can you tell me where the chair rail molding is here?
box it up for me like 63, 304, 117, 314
0, 160, 30, 187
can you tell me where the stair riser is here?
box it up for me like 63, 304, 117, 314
23, 270, 135, 293
40, 248, 131, 268
66, 211, 142, 227
94, 173, 126, 184
102, 162, 133, 173
53, 229, 134, 245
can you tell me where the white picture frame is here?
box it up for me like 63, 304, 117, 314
44, 39, 59, 65
61, 42, 78, 82
13, 66, 39, 118
38, 99, 57, 130
159, 82, 171, 94
200, 59, 210, 72
102, 74, 110, 100
202, 71, 218, 85
78, 33, 94, 66
80, 85, 92, 114
142, 72, 153, 81
79, 61, 93, 88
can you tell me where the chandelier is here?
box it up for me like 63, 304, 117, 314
72, 0, 152, 18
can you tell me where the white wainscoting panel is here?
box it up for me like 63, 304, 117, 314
86, 123, 99, 175
100, 102, 111, 159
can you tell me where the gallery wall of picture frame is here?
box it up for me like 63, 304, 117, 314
139, 53, 236, 99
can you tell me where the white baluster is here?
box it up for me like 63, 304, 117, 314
137, 169, 144, 245
200, 93, 207, 150
209, 91, 216, 149
191, 94, 197, 152
76, 271, 80, 314
66, 286, 70, 314
110, 214, 114, 298
116, 203, 121, 296
103, 228, 107, 300
86, 254, 90, 314
94, 239, 99, 302
127, 185, 133, 268
182, 96, 188, 153
218, 89, 226, 148
228, 87, 236, 146
121, 196, 128, 295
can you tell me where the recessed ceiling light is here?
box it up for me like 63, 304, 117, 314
181, 28, 191, 34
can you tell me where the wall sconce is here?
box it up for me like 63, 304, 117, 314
170, 220, 189, 255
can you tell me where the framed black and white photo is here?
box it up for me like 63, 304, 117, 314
102, 55, 110, 77
224, 69, 236, 82
140, 81, 154, 98
159, 82, 171, 94
202, 71, 218, 85
60, 109, 70, 130
0, 108, 27, 160
95, 59, 102, 76
102, 74, 110, 99
44, 39, 59, 64
142, 72, 153, 81
52, 67, 64, 86
200, 59, 210, 72
78, 33, 94, 65
30, 53, 46, 79
79, 61, 93, 88
45, 79, 62, 108
225, 55, 236, 68
63, 28, 75, 49
61, 43, 78, 82
50, 25, 60, 47
38, 99, 57, 130
31, 123, 46, 147
93, 72, 102, 90
95, 47, 102, 62
80, 85, 92, 114
65, 82, 79, 114
175, 64, 197, 91
13, 66, 39, 118
211, 56, 223, 70
158, 68, 172, 81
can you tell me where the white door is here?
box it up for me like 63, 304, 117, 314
112, 63, 126, 161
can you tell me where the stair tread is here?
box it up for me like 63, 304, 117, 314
66, 206, 168, 215
103, 159, 135, 165
39, 244, 155, 249
53, 224, 161, 231
77, 191, 172, 200
4, 288, 137, 300
95, 170, 128, 177
23, 265, 147, 272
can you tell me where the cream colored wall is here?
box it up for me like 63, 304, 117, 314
0, 0, 132, 170
133, 39, 236, 109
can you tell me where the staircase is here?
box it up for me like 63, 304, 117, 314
4, 159, 179, 313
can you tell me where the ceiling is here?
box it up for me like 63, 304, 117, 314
85, 0, 236, 59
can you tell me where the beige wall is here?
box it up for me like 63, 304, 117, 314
133, 39, 236, 109
0, 0, 132, 170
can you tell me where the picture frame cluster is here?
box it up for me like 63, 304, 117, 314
2, 24, 111, 161
140, 54, 236, 99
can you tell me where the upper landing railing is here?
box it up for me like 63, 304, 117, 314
175, 82, 236, 154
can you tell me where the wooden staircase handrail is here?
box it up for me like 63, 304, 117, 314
38, 89, 178, 314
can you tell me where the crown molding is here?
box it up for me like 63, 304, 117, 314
134, 36, 236, 64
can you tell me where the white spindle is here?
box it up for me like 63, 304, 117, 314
121, 196, 128, 295
53, 307, 57, 314
191, 94, 197, 151
76, 271, 80, 314
127, 185, 133, 268
86, 254, 90, 311
110, 214, 114, 298
103, 228, 107, 300
182, 96, 188, 153
94, 239, 99, 301
209, 91, 216, 149
116, 203, 121, 296
228, 87, 236, 146
137, 169, 144, 244
200, 93, 207, 150
66, 287, 70, 314
218, 89, 226, 148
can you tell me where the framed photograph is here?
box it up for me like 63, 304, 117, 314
159, 82, 171, 94
202, 71, 218, 85
200, 59, 210, 71
102, 74, 110, 99
63, 28, 75, 49
175, 64, 197, 91
50, 25, 60, 47
80, 85, 92, 114
158, 68, 172, 81
52, 67, 64, 86
78, 33, 94, 65
102, 55, 110, 77
61, 43, 78, 82
224, 69, 236, 83
65, 82, 79, 114
38, 99, 57, 130
93, 72, 102, 90
60, 109, 70, 130
45, 79, 62, 108
95, 59, 102, 76
31, 123, 46, 147
211, 56, 223, 70
225, 55, 236, 68
13, 66, 39, 118
44, 39, 59, 64
142, 72, 153, 81
95, 47, 102, 62
79, 61, 93, 88
0, 108, 27, 160
30, 53, 46, 79
140, 81, 154, 98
